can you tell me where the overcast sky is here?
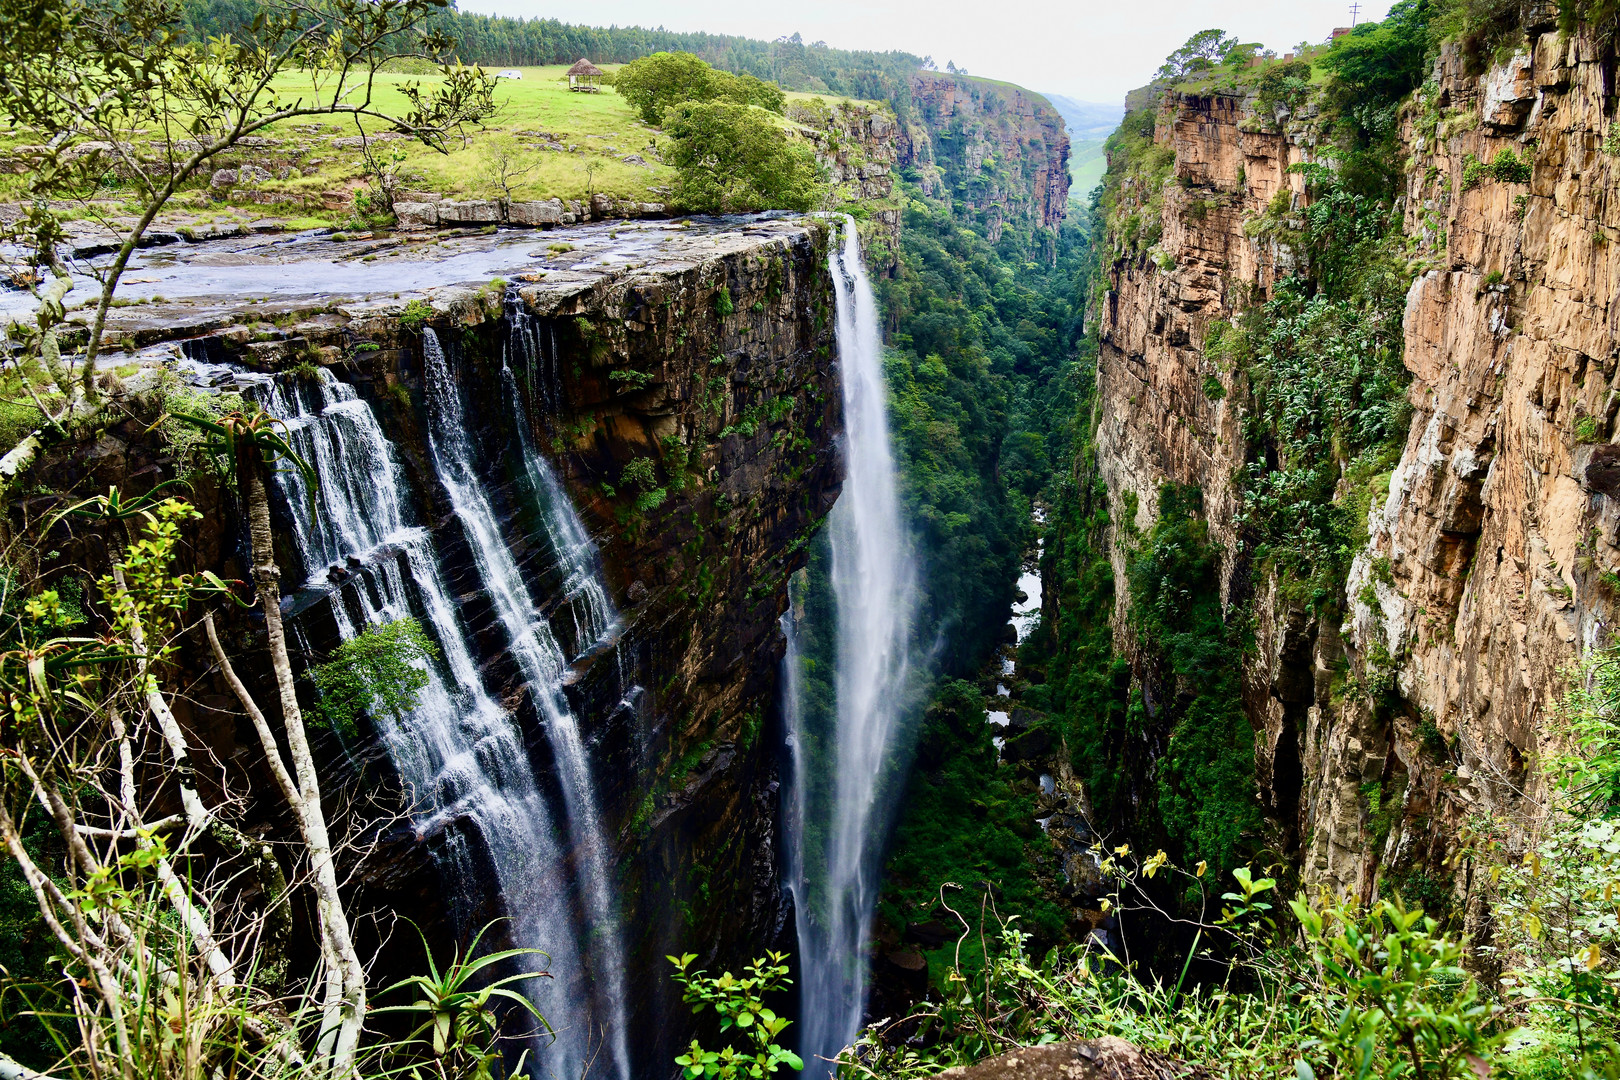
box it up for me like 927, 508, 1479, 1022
457, 0, 1396, 104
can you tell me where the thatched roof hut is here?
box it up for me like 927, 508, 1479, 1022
567, 58, 604, 91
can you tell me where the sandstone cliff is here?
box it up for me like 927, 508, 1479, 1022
902, 72, 1072, 245
1088, 25, 1618, 905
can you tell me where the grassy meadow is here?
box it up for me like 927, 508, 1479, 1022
0, 63, 884, 227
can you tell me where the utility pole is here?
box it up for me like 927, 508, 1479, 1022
1350, 1, 1362, 25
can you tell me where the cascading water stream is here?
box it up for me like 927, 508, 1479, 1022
258, 370, 600, 1077
421, 329, 631, 1080
261, 334, 630, 1080
786, 218, 921, 1076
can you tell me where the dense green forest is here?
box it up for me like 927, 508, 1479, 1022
180, 0, 925, 101
869, 184, 1094, 966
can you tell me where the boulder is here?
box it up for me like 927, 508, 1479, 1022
393, 202, 439, 230
1000, 724, 1054, 763
508, 199, 565, 226
436, 199, 501, 225
934, 1038, 1207, 1080
209, 168, 238, 189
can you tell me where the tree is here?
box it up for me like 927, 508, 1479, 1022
479, 134, 540, 204
711, 70, 786, 113
0, 0, 497, 428
614, 50, 785, 127
1155, 29, 1241, 81
1318, 0, 1434, 108
661, 102, 825, 214
616, 51, 722, 125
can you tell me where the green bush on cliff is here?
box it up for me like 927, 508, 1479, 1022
1125, 484, 1259, 874
1235, 166, 1412, 602
311, 617, 439, 737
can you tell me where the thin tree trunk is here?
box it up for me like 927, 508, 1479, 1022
0, 802, 133, 1080
107, 706, 237, 987
238, 435, 366, 1075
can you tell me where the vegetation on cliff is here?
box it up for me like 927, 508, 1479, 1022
859, 3, 1620, 1076
850, 646, 1620, 1078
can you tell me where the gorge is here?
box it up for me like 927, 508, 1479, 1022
5, 5, 1620, 1080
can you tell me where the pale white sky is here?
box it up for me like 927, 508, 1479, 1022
457, 0, 1396, 104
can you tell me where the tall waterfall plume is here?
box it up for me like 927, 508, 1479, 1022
786, 217, 921, 1076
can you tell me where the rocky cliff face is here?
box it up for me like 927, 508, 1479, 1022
1091, 25, 1619, 903
902, 72, 1071, 245
17, 216, 842, 1068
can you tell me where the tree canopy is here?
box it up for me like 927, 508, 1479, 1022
615, 50, 785, 126
1155, 29, 1241, 81
660, 101, 824, 213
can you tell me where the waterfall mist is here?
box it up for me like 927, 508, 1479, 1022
786, 218, 921, 1076
258, 323, 631, 1080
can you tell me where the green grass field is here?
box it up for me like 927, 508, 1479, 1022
257, 64, 672, 205
0, 63, 884, 227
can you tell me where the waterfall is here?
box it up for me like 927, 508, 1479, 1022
786, 218, 921, 1076
264, 343, 628, 1080
422, 329, 631, 1080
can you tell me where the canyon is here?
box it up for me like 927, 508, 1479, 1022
12, 7, 1620, 1077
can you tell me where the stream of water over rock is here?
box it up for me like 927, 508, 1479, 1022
786, 218, 921, 1077
255, 322, 631, 1080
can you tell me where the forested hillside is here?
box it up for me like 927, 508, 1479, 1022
181, 0, 925, 99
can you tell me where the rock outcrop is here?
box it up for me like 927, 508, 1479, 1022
1089, 25, 1619, 903
902, 72, 1071, 246
934, 1039, 1208, 1080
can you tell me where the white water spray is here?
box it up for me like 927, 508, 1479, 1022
787, 218, 921, 1076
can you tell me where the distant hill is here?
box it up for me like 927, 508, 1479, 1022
1044, 94, 1123, 204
